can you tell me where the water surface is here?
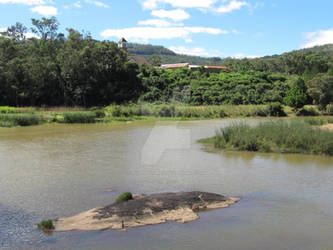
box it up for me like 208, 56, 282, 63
0, 119, 332, 249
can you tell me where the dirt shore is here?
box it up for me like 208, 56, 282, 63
321, 124, 333, 131
53, 191, 239, 232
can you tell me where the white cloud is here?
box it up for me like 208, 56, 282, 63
0, 0, 45, 5
84, 0, 109, 8
232, 53, 261, 59
0, 28, 39, 39
64, 1, 82, 9
151, 9, 190, 21
302, 28, 333, 48
138, 19, 182, 27
30, 5, 57, 15
217, 0, 248, 13
142, 0, 218, 10
169, 46, 216, 57
25, 32, 39, 38
101, 26, 227, 42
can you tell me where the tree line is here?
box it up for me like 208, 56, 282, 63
0, 18, 332, 109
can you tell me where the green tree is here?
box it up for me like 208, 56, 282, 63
283, 78, 307, 109
308, 73, 333, 110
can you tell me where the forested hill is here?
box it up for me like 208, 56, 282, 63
127, 43, 223, 65
221, 44, 333, 77
0, 18, 332, 108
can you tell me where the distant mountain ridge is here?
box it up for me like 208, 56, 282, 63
127, 43, 223, 65
127, 42, 333, 69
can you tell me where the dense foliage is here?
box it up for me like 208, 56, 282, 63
0, 18, 332, 108
0, 18, 142, 107
138, 66, 290, 105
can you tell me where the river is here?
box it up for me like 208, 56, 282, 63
0, 119, 332, 249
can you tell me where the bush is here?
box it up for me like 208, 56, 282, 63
38, 220, 54, 230
116, 192, 133, 203
296, 107, 320, 116
302, 117, 325, 126
267, 102, 286, 117
94, 109, 106, 118
326, 105, 333, 115
0, 114, 43, 126
0, 106, 18, 114
157, 105, 175, 117
63, 112, 97, 123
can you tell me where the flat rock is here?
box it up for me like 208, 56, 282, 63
53, 191, 239, 232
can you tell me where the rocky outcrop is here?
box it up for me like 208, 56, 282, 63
53, 191, 239, 232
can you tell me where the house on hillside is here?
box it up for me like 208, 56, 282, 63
118, 37, 150, 66
158, 63, 228, 72
159, 63, 190, 70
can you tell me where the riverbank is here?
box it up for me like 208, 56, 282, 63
199, 120, 333, 156
1, 104, 332, 128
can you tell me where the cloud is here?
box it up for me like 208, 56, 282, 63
84, 0, 109, 8
0, 0, 45, 5
151, 9, 190, 21
64, 1, 82, 9
142, 0, 218, 10
138, 19, 182, 27
216, 0, 248, 13
169, 46, 218, 57
101, 26, 227, 42
0, 28, 39, 39
30, 5, 57, 15
302, 28, 333, 48
232, 53, 261, 59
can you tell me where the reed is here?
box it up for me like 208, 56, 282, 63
211, 120, 333, 156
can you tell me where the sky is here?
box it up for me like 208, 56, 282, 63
0, 0, 333, 58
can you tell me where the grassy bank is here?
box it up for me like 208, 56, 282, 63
0, 104, 331, 128
201, 120, 333, 156
0, 114, 43, 127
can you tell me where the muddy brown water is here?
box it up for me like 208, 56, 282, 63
0, 119, 333, 250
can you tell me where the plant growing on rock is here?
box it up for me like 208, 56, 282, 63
116, 192, 133, 203
38, 220, 54, 230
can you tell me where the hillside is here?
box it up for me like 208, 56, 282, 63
221, 44, 333, 76
127, 43, 223, 65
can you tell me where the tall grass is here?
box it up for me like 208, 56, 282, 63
212, 120, 333, 156
63, 112, 97, 123
0, 106, 18, 114
105, 104, 287, 119
0, 114, 43, 127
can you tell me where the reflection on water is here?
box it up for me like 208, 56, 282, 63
0, 119, 333, 250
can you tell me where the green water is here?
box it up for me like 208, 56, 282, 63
0, 119, 332, 249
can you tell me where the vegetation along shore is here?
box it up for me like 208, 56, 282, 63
200, 119, 333, 156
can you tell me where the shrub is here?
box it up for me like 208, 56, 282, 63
157, 104, 175, 117
326, 105, 333, 115
0, 114, 43, 126
302, 117, 325, 126
116, 192, 133, 203
38, 220, 54, 230
63, 112, 97, 123
267, 102, 286, 117
296, 107, 320, 116
0, 106, 18, 114
327, 117, 333, 124
93, 109, 106, 118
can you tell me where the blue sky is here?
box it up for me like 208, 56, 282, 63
1, 0, 333, 58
